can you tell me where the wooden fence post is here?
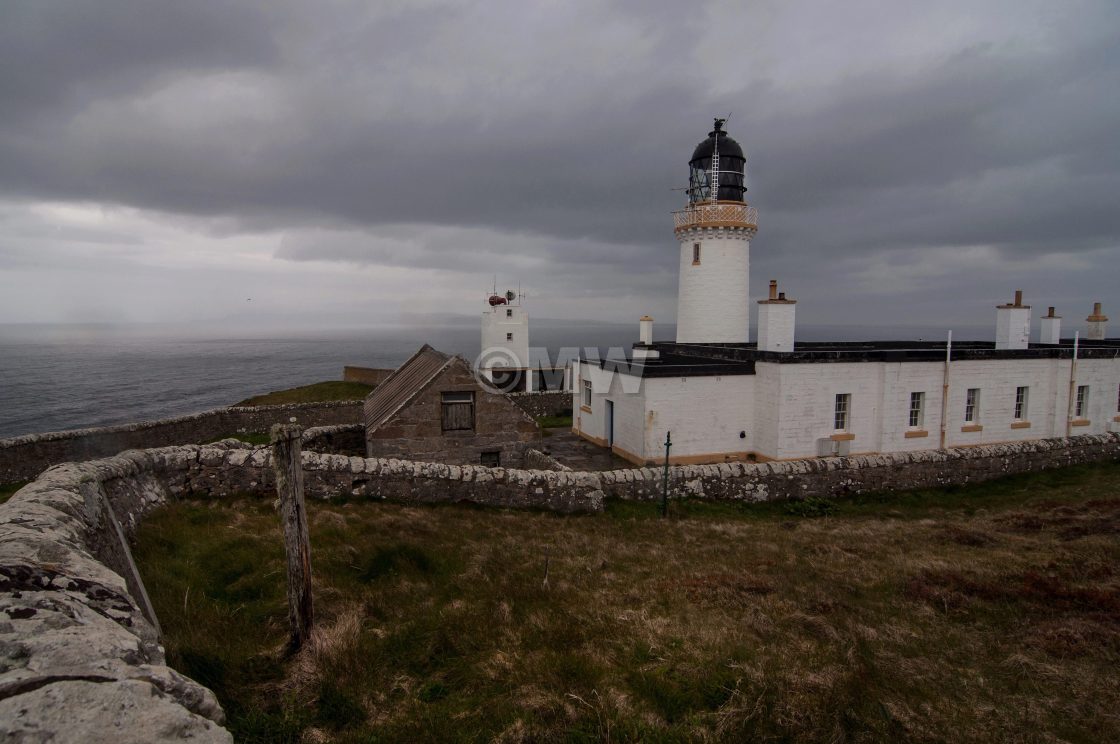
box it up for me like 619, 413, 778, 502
270, 423, 314, 652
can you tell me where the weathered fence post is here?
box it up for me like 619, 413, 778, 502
270, 423, 314, 652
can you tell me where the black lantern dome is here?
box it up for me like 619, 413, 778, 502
687, 118, 746, 204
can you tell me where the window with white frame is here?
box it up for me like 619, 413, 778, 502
1014, 386, 1029, 420
1075, 385, 1089, 418
964, 388, 980, 423
834, 393, 850, 431
581, 379, 592, 408
908, 392, 925, 428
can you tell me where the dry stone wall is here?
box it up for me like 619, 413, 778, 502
0, 401, 362, 484
507, 391, 571, 419
0, 453, 232, 742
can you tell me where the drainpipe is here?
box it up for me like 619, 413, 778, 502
1066, 332, 1079, 438
940, 330, 951, 449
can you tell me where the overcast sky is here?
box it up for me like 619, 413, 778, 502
1, 0, 1117, 332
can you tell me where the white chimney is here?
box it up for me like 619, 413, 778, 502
757, 280, 796, 353
1039, 307, 1061, 345
995, 290, 1031, 350
1086, 302, 1109, 340
634, 315, 659, 360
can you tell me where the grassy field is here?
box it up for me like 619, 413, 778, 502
0, 481, 29, 504
236, 381, 374, 407
536, 414, 573, 429
134, 463, 1120, 743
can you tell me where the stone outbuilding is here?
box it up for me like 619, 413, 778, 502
362, 345, 539, 466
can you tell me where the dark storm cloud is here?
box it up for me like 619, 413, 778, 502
0, 0, 1117, 326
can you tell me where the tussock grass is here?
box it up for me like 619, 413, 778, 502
236, 381, 373, 407
134, 462, 1120, 742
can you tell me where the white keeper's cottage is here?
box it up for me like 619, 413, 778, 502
573, 119, 1120, 465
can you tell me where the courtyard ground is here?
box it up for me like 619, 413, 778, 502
134, 462, 1120, 743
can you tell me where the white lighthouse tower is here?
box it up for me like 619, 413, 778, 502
673, 119, 758, 344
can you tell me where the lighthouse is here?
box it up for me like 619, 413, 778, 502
673, 119, 758, 344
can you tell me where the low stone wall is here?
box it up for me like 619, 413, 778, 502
302, 424, 366, 456
508, 391, 571, 419
524, 448, 573, 472
0, 401, 363, 484
342, 366, 395, 386
0, 454, 232, 742
600, 433, 1120, 502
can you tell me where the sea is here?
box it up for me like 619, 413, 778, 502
0, 321, 991, 439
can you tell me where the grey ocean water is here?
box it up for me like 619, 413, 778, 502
0, 322, 989, 439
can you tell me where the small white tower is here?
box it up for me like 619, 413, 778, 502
1086, 302, 1109, 340
673, 119, 758, 344
1039, 306, 1061, 345
995, 290, 1031, 350
480, 288, 532, 390
757, 280, 796, 352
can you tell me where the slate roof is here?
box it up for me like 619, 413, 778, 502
362, 344, 455, 432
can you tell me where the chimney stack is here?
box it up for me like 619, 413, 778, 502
1039, 306, 1061, 345
757, 280, 796, 353
1086, 302, 1109, 340
995, 290, 1031, 350
634, 315, 659, 359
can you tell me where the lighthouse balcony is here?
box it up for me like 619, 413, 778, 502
672, 202, 758, 233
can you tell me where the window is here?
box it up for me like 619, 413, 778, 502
440, 391, 474, 431
581, 379, 592, 408
506, 308, 512, 318
908, 392, 925, 428
834, 393, 850, 431
480, 451, 500, 467
1014, 386, 1029, 420
692, 242, 701, 265
964, 388, 980, 423
1075, 385, 1089, 418
506, 332, 513, 341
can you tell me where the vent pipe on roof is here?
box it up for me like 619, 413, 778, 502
1039, 306, 1061, 345
1086, 302, 1109, 341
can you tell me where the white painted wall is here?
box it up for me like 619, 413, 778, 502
642, 374, 755, 461
585, 355, 1120, 463
675, 230, 751, 344
1039, 316, 1061, 344
481, 304, 530, 370
995, 306, 1031, 349
757, 302, 796, 352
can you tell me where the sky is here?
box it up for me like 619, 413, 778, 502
0, 0, 1117, 332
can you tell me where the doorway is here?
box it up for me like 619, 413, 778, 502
605, 400, 615, 447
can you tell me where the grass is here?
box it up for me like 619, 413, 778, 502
536, 414, 573, 429
134, 462, 1120, 742
236, 381, 374, 407
0, 481, 29, 504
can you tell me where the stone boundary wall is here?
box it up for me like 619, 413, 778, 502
524, 448, 573, 472
507, 390, 571, 419
342, 366, 395, 386
0, 401, 362, 484
302, 424, 366, 457
600, 433, 1120, 502
0, 453, 233, 741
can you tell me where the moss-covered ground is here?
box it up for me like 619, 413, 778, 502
134, 462, 1120, 743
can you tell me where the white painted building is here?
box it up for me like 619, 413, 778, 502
573, 119, 1120, 464
479, 288, 572, 393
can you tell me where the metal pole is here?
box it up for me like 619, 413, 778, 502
1066, 332, 1079, 438
940, 330, 952, 449
661, 431, 672, 517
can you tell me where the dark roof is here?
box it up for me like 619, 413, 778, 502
690, 119, 745, 163
363, 344, 454, 431
591, 339, 1120, 378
